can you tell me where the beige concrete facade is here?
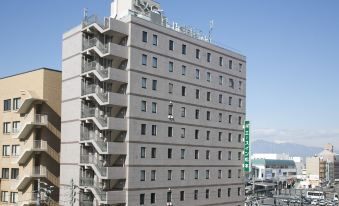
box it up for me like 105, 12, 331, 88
306, 156, 326, 187
0, 68, 61, 205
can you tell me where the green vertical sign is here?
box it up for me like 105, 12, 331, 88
244, 121, 250, 172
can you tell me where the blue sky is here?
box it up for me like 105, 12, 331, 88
0, 0, 338, 147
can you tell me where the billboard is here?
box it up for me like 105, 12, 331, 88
244, 121, 250, 172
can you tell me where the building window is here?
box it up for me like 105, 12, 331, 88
206, 150, 210, 160
218, 113, 222, 122
238, 152, 242, 160
181, 107, 186, 117
238, 169, 242, 178
151, 148, 156, 158
3, 122, 10, 134
140, 193, 145, 205
152, 34, 158, 46
140, 147, 146, 158
219, 57, 223, 66
229, 78, 234, 88
141, 77, 147, 88
11, 168, 19, 179
141, 101, 147, 112
169, 61, 174, 72
152, 80, 157, 90
195, 89, 200, 99
181, 128, 185, 138
228, 115, 232, 124
167, 170, 172, 180
194, 150, 199, 159
218, 151, 222, 160
168, 127, 173, 137
228, 151, 232, 160
169, 40, 174, 51
168, 148, 173, 159
10, 192, 18, 203
228, 133, 232, 142
238, 116, 242, 125
228, 188, 231, 197
141, 124, 146, 135
142, 31, 148, 42
167, 190, 172, 202
207, 92, 211, 101
228, 169, 232, 178
181, 86, 186, 96
181, 149, 185, 159
238, 187, 241, 196
218, 132, 222, 141
219, 76, 223, 85
151, 102, 157, 113
182, 44, 186, 55
239, 81, 243, 90
168, 83, 173, 94
151, 193, 156, 204
194, 170, 199, 179
13, 98, 21, 110
195, 69, 200, 79
180, 170, 185, 180
207, 52, 211, 62
3, 99, 11, 111
239, 63, 243, 72
219, 94, 223, 104
1, 168, 9, 179
152, 57, 158, 68
229, 60, 233, 69
239, 98, 243, 108
151, 170, 156, 181
218, 188, 222, 198
195, 109, 200, 119
205, 189, 210, 199
206, 72, 211, 82
181, 65, 186, 75
218, 170, 222, 179
168, 103, 173, 116
142, 54, 147, 65
1, 191, 9, 202
2, 145, 10, 156
195, 130, 199, 139
12, 145, 19, 156
151, 125, 157, 136
194, 190, 198, 200
180, 191, 185, 201
206, 130, 210, 140
206, 170, 210, 179
206, 111, 211, 121
140, 170, 145, 181
238, 134, 242, 143
196, 49, 200, 59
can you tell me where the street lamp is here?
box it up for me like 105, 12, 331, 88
167, 188, 173, 206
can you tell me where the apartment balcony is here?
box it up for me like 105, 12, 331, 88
81, 84, 127, 107
82, 61, 128, 83
17, 90, 45, 114
82, 38, 128, 60
15, 114, 48, 140
16, 140, 59, 165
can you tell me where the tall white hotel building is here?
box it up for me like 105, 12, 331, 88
60, 0, 246, 205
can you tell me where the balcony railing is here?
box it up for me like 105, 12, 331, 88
82, 61, 109, 78
83, 15, 109, 30
82, 84, 108, 103
83, 38, 108, 53
80, 155, 107, 177
33, 114, 48, 125
81, 105, 108, 127
81, 129, 108, 152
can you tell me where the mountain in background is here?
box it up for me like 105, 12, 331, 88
251, 139, 327, 158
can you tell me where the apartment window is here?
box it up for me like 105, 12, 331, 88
1, 191, 9, 202
151, 170, 156, 181
151, 102, 157, 113
152, 57, 158, 68
239, 63, 243, 72
142, 31, 148, 42
228, 133, 232, 142
168, 104, 173, 115
206, 111, 211, 121
228, 169, 232, 178
194, 190, 198, 200
169, 61, 174, 72
10, 192, 18, 203
229, 60, 233, 69
196, 49, 200, 59
239, 98, 243, 108
228, 151, 232, 160
229, 78, 234, 88
238, 152, 242, 160
2, 145, 10, 156
218, 151, 222, 160
238, 187, 241, 196
181, 86, 186, 96
207, 92, 211, 101
151, 125, 157, 136
207, 52, 211, 62
167, 191, 172, 202
181, 128, 185, 138
151, 80, 157, 91
219, 57, 223, 66
194, 150, 199, 159
181, 107, 186, 117
3, 122, 10, 134
140, 193, 145, 205
11, 168, 19, 179
229, 96, 232, 105
141, 101, 147, 112
180, 191, 185, 201
3, 99, 11, 111
194, 170, 199, 179
140, 147, 146, 158
218, 132, 222, 142
140, 170, 145, 181
180, 170, 185, 180
181, 65, 186, 75
152, 34, 158, 46
167, 170, 172, 180
142, 54, 147, 65
195, 69, 200, 79
218, 113, 222, 122
228, 115, 232, 124
238, 116, 242, 125
168, 127, 173, 137
13, 98, 21, 110
141, 77, 147, 88
168, 148, 172, 159
206, 130, 210, 140
219, 94, 223, 103
238, 169, 242, 178
141, 124, 146, 135
239, 81, 243, 90
206, 72, 211, 82
1, 168, 9, 179
168, 83, 173, 94
238, 134, 242, 143
11, 145, 19, 156
151, 148, 156, 158
218, 170, 222, 179
182, 44, 186, 55
219, 76, 223, 85
205, 189, 210, 199
195, 89, 200, 99
195, 109, 200, 119
206, 150, 210, 160
195, 130, 199, 139
151, 193, 156, 204
228, 188, 231, 197
169, 40, 174, 51
205, 170, 210, 179
218, 188, 222, 198
181, 149, 185, 159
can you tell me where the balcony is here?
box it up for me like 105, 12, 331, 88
15, 114, 48, 140
82, 61, 128, 83
16, 166, 58, 191
82, 84, 127, 107
82, 15, 129, 35
81, 129, 108, 153
17, 90, 45, 114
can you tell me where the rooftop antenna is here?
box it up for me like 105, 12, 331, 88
83, 8, 88, 20
208, 20, 214, 43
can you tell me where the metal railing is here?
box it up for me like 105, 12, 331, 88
33, 114, 48, 125
82, 84, 108, 103
82, 61, 109, 78
83, 38, 108, 53
81, 128, 108, 152
80, 155, 107, 177
81, 105, 108, 127
83, 15, 109, 30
